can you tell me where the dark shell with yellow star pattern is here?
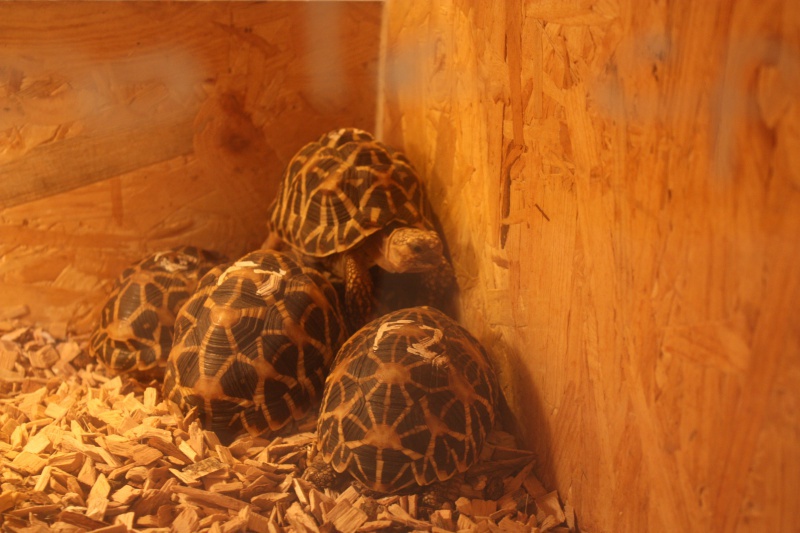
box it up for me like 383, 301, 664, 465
89, 246, 223, 376
163, 250, 347, 438
316, 306, 498, 493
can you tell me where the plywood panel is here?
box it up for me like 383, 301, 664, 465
379, 0, 800, 531
0, 1, 381, 330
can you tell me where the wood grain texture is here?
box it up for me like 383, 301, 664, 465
0, 1, 381, 330
379, 0, 800, 531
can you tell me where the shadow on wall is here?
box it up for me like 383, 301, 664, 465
490, 326, 557, 490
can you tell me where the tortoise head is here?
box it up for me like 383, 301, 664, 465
378, 227, 444, 273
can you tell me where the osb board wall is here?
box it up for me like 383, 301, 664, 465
379, 1, 799, 532
0, 1, 381, 332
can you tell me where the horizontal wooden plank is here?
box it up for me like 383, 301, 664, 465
0, 1, 382, 207
0, 118, 194, 209
0, 0, 381, 330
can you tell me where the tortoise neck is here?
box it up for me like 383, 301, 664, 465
365, 230, 398, 272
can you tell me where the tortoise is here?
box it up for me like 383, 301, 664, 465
163, 250, 347, 438
315, 306, 498, 494
265, 128, 456, 332
89, 246, 223, 376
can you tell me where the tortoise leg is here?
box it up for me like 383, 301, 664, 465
421, 258, 457, 314
261, 232, 283, 251
344, 253, 374, 332
303, 454, 351, 492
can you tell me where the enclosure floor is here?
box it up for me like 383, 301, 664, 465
0, 320, 574, 533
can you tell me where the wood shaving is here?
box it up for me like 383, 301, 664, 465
0, 321, 577, 532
